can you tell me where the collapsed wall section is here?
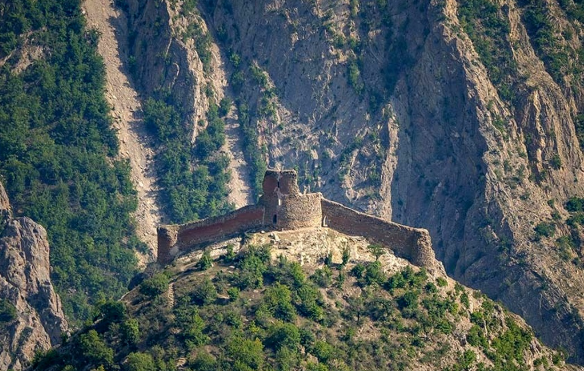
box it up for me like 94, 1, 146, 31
321, 199, 439, 271
157, 205, 264, 264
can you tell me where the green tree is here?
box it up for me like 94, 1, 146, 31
266, 322, 301, 350
78, 330, 114, 366
197, 250, 213, 270
341, 246, 350, 267
125, 352, 156, 371
227, 337, 265, 370
139, 273, 169, 297
264, 283, 296, 321
121, 318, 140, 345
193, 278, 217, 305
367, 244, 385, 261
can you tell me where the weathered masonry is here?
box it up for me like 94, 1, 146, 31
157, 170, 439, 270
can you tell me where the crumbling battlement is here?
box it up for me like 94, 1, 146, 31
321, 199, 436, 268
157, 170, 441, 272
157, 205, 264, 264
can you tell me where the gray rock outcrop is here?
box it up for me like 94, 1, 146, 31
0, 183, 68, 371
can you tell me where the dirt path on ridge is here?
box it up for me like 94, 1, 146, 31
83, 0, 161, 265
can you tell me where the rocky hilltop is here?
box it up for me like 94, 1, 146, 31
0, 183, 68, 371
105, 0, 583, 362
31, 227, 579, 370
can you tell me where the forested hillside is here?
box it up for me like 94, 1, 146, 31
0, 0, 143, 324
31, 236, 572, 371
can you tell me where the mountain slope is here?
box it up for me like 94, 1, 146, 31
112, 0, 583, 361
0, 0, 144, 325
31, 229, 576, 371
83, 0, 163, 263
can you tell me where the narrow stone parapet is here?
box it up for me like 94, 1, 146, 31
321, 199, 442, 272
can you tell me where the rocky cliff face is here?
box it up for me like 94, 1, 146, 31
0, 183, 68, 371
114, 0, 582, 362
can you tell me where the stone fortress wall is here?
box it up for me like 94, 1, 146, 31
320, 199, 436, 268
157, 170, 440, 272
157, 205, 264, 264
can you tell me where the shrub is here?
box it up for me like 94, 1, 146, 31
295, 284, 324, 321
78, 330, 114, 366
264, 283, 296, 321
350, 264, 365, 279
565, 197, 583, 212
125, 352, 156, 371
227, 287, 240, 301
97, 300, 126, 324
196, 250, 213, 271
120, 318, 140, 345
397, 290, 420, 317
436, 277, 448, 287
193, 278, 217, 305
0, 299, 17, 322
139, 273, 169, 297
460, 292, 470, 309
312, 341, 334, 363
364, 260, 385, 286
227, 337, 265, 370
534, 222, 556, 238
367, 244, 385, 260
237, 246, 270, 289
266, 322, 301, 350
347, 60, 364, 94
311, 266, 333, 287
341, 246, 350, 266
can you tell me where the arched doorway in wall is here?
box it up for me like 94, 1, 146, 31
273, 214, 277, 224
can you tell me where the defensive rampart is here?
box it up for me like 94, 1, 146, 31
157, 169, 441, 272
157, 205, 264, 264
321, 199, 437, 268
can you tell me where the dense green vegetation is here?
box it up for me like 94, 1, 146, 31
124, 3, 232, 224
459, 0, 583, 149
520, 0, 583, 85
32, 244, 563, 370
0, 0, 142, 324
229, 56, 269, 198
142, 93, 232, 223
518, 0, 584, 149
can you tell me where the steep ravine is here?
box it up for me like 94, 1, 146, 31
120, 0, 253, 212
83, 0, 163, 263
112, 0, 582, 362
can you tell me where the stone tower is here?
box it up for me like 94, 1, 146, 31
258, 170, 322, 229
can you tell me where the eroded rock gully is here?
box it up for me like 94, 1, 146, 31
112, 0, 582, 362
83, 0, 163, 264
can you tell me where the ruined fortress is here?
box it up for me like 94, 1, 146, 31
157, 170, 440, 270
